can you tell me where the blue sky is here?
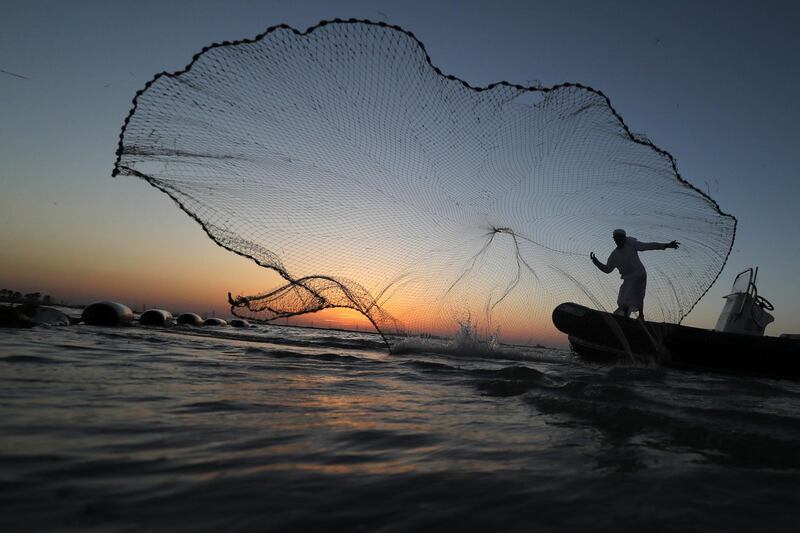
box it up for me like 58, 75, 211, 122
1, 0, 799, 335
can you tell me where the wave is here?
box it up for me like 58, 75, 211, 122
391, 335, 568, 364
0, 354, 61, 365
163, 324, 389, 353
243, 346, 366, 364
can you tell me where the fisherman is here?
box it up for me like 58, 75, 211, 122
590, 229, 679, 319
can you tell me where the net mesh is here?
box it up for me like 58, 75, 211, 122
113, 19, 736, 349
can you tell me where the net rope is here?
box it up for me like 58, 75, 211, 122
113, 19, 736, 349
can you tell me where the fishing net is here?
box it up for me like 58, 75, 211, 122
113, 19, 736, 349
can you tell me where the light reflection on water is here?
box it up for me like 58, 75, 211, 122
2, 325, 800, 531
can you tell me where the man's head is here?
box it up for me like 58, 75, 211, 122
613, 228, 626, 247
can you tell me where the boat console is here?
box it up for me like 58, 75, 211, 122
714, 267, 774, 335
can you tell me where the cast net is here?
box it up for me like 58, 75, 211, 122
113, 19, 736, 349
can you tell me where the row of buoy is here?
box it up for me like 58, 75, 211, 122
80, 301, 251, 328
1, 301, 253, 328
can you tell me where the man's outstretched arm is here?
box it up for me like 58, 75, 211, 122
590, 252, 614, 274
635, 240, 680, 251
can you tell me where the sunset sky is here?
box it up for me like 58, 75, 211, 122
2, 0, 799, 342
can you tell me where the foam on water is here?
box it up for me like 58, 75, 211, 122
391, 318, 567, 365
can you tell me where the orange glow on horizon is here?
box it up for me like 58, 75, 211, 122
1, 220, 567, 347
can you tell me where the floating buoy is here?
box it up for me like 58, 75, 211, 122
202, 318, 227, 326
139, 309, 174, 326
1, 305, 73, 327
0, 306, 36, 328
230, 318, 250, 328
177, 313, 203, 326
81, 301, 134, 326
24, 305, 72, 326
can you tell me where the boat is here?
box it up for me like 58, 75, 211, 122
552, 268, 800, 378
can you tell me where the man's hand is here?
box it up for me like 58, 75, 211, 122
591, 252, 613, 274
666, 240, 680, 249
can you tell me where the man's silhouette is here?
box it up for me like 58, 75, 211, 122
591, 229, 679, 319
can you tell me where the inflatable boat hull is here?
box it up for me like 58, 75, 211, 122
552, 302, 800, 378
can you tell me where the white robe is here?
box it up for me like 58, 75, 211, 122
606, 237, 666, 313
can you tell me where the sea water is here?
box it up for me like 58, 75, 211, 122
2, 323, 800, 531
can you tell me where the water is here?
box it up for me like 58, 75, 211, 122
2, 322, 800, 531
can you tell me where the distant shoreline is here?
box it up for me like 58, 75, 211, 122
0, 296, 83, 309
